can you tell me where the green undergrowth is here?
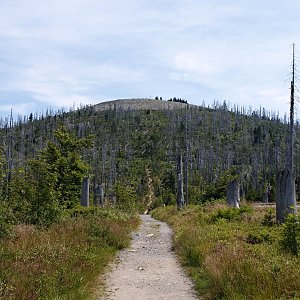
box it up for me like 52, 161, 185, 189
0, 208, 139, 300
152, 203, 300, 300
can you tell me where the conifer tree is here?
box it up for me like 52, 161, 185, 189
42, 126, 93, 209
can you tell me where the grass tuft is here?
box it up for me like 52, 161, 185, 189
152, 203, 300, 300
0, 208, 139, 300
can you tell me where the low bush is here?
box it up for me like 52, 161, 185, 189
0, 204, 14, 238
261, 208, 276, 226
210, 205, 253, 222
281, 214, 300, 256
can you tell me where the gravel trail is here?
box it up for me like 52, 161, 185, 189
99, 214, 199, 300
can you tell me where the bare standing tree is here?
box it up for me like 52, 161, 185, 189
94, 183, 104, 207
81, 177, 90, 207
276, 43, 297, 223
177, 154, 185, 209
5, 109, 14, 196
184, 113, 189, 206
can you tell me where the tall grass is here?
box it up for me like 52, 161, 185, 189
0, 209, 139, 300
152, 203, 300, 300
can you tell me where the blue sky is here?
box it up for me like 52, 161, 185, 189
0, 0, 299, 120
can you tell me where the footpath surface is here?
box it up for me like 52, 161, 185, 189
99, 214, 199, 300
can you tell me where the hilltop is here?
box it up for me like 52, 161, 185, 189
93, 98, 193, 112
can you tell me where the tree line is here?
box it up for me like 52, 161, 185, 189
0, 95, 298, 230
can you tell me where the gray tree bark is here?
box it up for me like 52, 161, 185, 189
94, 183, 104, 207
81, 177, 90, 207
184, 114, 189, 206
177, 154, 185, 209
226, 180, 240, 208
276, 169, 296, 223
276, 44, 297, 223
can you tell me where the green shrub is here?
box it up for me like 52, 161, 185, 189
281, 214, 300, 256
0, 202, 15, 238
0, 209, 12, 239
115, 183, 138, 212
162, 192, 176, 206
211, 205, 253, 222
262, 209, 276, 226
245, 230, 272, 244
148, 195, 164, 210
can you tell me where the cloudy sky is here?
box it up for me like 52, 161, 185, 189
0, 0, 299, 119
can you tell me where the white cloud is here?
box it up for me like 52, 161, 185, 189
174, 52, 222, 77
257, 88, 290, 111
0, 103, 36, 117
0, 0, 299, 118
1, 45, 145, 109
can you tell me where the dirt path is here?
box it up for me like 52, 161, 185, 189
99, 214, 199, 300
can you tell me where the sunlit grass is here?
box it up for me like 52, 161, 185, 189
0, 209, 139, 300
152, 203, 300, 300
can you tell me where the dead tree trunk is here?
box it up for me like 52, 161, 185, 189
263, 183, 271, 203
177, 154, 184, 209
108, 147, 116, 203
81, 177, 90, 207
276, 43, 297, 223
184, 114, 189, 206
226, 180, 240, 208
276, 169, 296, 223
184, 153, 188, 206
286, 43, 297, 215
94, 183, 104, 207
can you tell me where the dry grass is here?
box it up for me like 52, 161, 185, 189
152, 203, 300, 300
0, 209, 139, 300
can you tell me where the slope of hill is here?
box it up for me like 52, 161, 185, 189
0, 97, 291, 210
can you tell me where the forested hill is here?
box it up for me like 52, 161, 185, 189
0, 98, 296, 217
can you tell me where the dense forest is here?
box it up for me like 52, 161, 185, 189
0, 98, 297, 227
